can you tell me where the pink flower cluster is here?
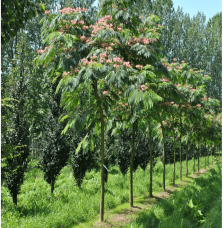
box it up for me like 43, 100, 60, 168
63, 71, 71, 76
99, 53, 108, 63
59, 7, 87, 15
114, 57, 124, 63
118, 102, 128, 107
105, 46, 113, 51
90, 55, 97, 60
136, 65, 143, 70
173, 58, 177, 61
123, 61, 132, 68
103, 91, 108, 95
37, 46, 49, 54
161, 78, 169, 82
45, 10, 50, 15
141, 84, 148, 91
91, 15, 114, 37
196, 104, 201, 107
126, 37, 158, 46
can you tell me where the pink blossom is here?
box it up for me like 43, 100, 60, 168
45, 10, 50, 15
204, 75, 207, 77
90, 55, 97, 59
103, 91, 108, 95
195, 71, 199, 73
173, 58, 177, 61
123, 61, 132, 68
196, 104, 201, 107
181, 60, 185, 63
161, 78, 169, 82
106, 59, 112, 64
158, 24, 161, 28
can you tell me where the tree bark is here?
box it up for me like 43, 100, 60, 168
207, 145, 209, 167
173, 129, 176, 185
186, 142, 188, 177
204, 139, 206, 169
149, 125, 153, 197
12, 192, 17, 205
198, 140, 200, 173
93, 80, 105, 223
130, 120, 137, 207
93, 80, 105, 222
162, 126, 165, 192
193, 143, 195, 174
51, 176, 55, 194
180, 117, 182, 181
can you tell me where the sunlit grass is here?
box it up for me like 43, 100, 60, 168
1, 155, 221, 228
126, 162, 222, 228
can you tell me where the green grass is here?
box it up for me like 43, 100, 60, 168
126, 162, 222, 228
1, 155, 220, 228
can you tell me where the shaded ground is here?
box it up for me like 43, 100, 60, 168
81, 167, 211, 228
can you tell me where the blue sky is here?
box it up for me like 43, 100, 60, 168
93, 0, 222, 21
172, 0, 222, 21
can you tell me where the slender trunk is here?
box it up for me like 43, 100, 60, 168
149, 125, 152, 197
207, 145, 209, 167
186, 142, 188, 177
211, 145, 213, 165
204, 140, 206, 169
180, 117, 182, 181
12, 192, 17, 205
32, 139, 34, 162
162, 127, 165, 192
79, 169, 82, 188
173, 129, 176, 185
130, 120, 137, 207
51, 176, 55, 194
193, 143, 195, 174
93, 80, 105, 222
198, 140, 200, 173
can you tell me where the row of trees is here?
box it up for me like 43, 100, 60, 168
1, 0, 221, 223
34, 0, 221, 222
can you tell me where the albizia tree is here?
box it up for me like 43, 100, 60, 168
35, 0, 168, 222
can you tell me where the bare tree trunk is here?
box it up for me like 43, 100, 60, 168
173, 129, 176, 185
130, 120, 137, 207
79, 169, 82, 188
51, 176, 55, 194
193, 143, 195, 174
207, 145, 209, 167
149, 125, 152, 197
198, 140, 200, 173
204, 139, 206, 169
162, 127, 165, 192
93, 80, 105, 223
186, 142, 188, 177
12, 192, 17, 205
180, 117, 182, 181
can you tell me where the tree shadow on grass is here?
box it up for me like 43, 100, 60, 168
128, 167, 222, 228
